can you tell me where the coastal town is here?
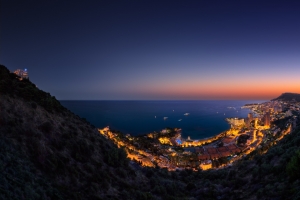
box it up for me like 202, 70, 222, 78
99, 99, 299, 171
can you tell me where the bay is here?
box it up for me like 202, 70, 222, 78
60, 100, 265, 139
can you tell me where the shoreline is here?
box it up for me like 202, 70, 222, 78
180, 130, 228, 147
184, 129, 228, 142
98, 99, 297, 171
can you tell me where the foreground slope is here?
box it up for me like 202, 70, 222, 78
1, 64, 300, 199
0, 65, 153, 199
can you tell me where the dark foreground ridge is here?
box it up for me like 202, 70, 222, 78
1, 64, 300, 199
272, 92, 300, 102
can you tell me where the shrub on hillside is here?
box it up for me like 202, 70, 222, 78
38, 121, 53, 133
286, 150, 300, 180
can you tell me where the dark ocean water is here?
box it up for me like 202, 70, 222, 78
60, 100, 265, 139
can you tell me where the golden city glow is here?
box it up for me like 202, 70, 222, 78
99, 100, 298, 171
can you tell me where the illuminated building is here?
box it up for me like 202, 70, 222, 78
14, 69, 29, 80
248, 113, 253, 122
263, 112, 270, 126
254, 118, 258, 128
245, 113, 253, 128
227, 118, 245, 127
235, 118, 244, 126
200, 160, 212, 170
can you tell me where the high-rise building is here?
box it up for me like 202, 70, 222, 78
248, 113, 253, 122
263, 112, 270, 126
246, 113, 253, 128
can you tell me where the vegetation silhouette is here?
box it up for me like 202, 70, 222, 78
1, 64, 300, 199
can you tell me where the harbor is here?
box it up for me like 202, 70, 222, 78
99, 100, 298, 171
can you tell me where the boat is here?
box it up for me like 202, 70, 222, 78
164, 117, 168, 120
184, 113, 189, 116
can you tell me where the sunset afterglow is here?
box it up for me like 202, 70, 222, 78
1, 1, 300, 100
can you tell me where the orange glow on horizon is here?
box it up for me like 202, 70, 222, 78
128, 80, 300, 100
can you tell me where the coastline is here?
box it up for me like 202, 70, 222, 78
98, 99, 298, 171
180, 130, 227, 147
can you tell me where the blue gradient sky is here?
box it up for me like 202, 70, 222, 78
1, 0, 300, 100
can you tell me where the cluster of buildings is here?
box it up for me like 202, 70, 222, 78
197, 144, 241, 160
99, 99, 300, 171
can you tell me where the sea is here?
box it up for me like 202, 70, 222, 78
60, 100, 266, 140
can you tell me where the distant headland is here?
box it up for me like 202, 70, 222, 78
272, 92, 300, 102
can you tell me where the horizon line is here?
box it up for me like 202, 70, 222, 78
58, 99, 269, 101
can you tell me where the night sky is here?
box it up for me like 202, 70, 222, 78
1, 0, 300, 100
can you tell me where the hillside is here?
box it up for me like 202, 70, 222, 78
0, 65, 147, 199
272, 92, 300, 102
1, 64, 300, 199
